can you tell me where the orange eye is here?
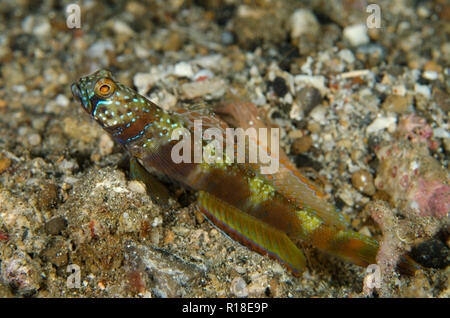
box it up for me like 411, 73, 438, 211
94, 78, 115, 97
100, 84, 110, 94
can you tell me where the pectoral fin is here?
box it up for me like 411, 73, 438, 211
129, 157, 170, 208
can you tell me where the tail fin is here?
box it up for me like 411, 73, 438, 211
309, 225, 378, 267
332, 230, 379, 267
310, 225, 421, 274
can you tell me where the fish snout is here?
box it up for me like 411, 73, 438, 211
71, 83, 81, 101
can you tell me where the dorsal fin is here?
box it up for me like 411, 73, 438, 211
216, 99, 351, 229
174, 103, 350, 229
242, 158, 351, 229
174, 103, 229, 132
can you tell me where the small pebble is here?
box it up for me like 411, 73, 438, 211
433, 89, 450, 112
32, 117, 47, 130
338, 49, 355, 64
87, 40, 114, 59
270, 76, 288, 97
125, 2, 146, 16
291, 135, 313, 154
356, 43, 386, 65
40, 237, 69, 267
338, 186, 355, 207
173, 62, 194, 78
0, 157, 11, 173
392, 85, 406, 96
180, 78, 226, 99
128, 180, 147, 194
99, 134, 114, 156
56, 159, 78, 173
152, 216, 163, 228
28, 133, 42, 146
343, 24, 369, 46
306, 121, 321, 133
220, 31, 235, 45
290, 9, 320, 40
1, 251, 42, 296
193, 69, 214, 82
422, 71, 438, 80
358, 226, 372, 237
45, 216, 67, 235
294, 75, 327, 94
423, 60, 442, 73
234, 265, 247, 275
155, 91, 177, 111
309, 105, 327, 123
381, 95, 410, 113
414, 84, 431, 98
55, 94, 70, 108
162, 32, 182, 51
32, 17, 51, 37
351, 170, 376, 196
366, 116, 396, 134
231, 276, 248, 298
296, 86, 322, 116
112, 20, 135, 36
133, 72, 154, 95
37, 183, 59, 210
247, 275, 268, 297
433, 127, 449, 139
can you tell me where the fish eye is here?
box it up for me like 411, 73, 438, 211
94, 78, 115, 97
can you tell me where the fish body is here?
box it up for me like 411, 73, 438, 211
72, 70, 419, 275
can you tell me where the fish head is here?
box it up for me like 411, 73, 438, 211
71, 69, 151, 130
72, 69, 167, 145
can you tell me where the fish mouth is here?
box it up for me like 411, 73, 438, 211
71, 83, 81, 101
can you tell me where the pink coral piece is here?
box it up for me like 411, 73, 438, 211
398, 114, 434, 148
411, 179, 450, 218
